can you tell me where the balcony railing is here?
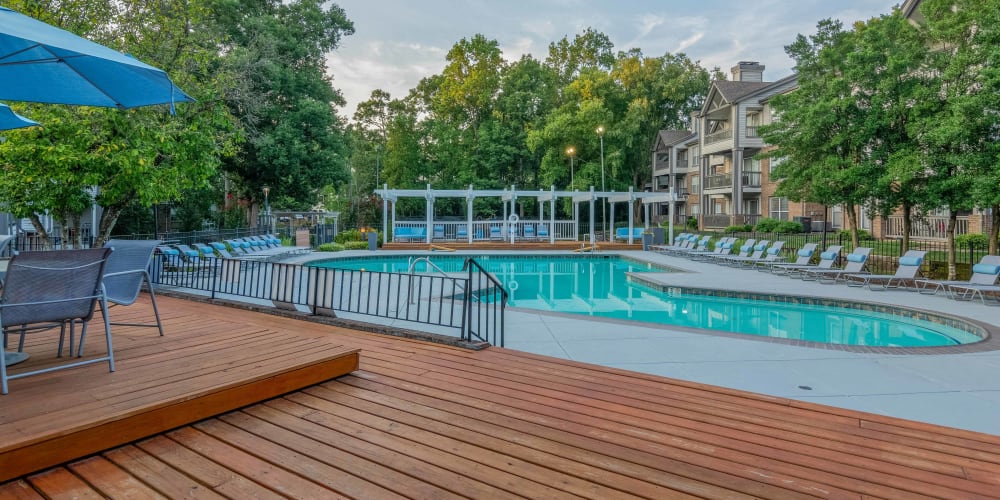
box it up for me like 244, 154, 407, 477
702, 214, 732, 228
704, 173, 733, 190
746, 126, 759, 138
742, 171, 762, 187
885, 215, 969, 240
704, 129, 733, 145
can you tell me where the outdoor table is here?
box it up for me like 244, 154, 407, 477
4, 352, 29, 365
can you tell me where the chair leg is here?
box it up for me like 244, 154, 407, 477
75, 322, 90, 358
145, 271, 165, 336
100, 297, 115, 372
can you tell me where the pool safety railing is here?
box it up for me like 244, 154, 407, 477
148, 254, 507, 346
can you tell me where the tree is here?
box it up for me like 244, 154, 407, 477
760, 20, 873, 248
211, 0, 354, 211
0, 0, 239, 247
910, 0, 1000, 272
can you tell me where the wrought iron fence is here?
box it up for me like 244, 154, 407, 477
148, 254, 507, 346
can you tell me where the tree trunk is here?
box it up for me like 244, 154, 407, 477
990, 204, 999, 256
901, 202, 911, 253
95, 204, 126, 248
28, 214, 52, 250
846, 205, 859, 249
946, 212, 957, 281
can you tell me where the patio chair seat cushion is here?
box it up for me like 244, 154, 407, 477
739, 244, 752, 253
798, 249, 814, 257
846, 253, 867, 263
971, 263, 1000, 275
820, 251, 838, 260
753, 243, 768, 251
898, 256, 923, 267
767, 247, 781, 255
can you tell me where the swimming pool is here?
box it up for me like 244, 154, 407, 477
311, 254, 983, 347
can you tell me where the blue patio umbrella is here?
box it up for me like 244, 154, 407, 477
0, 102, 38, 131
0, 6, 193, 110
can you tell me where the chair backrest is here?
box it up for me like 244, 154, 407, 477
969, 255, 1000, 285
103, 240, 160, 305
433, 225, 445, 237
762, 241, 786, 261
537, 224, 548, 236
0, 248, 112, 327
894, 250, 927, 278
524, 225, 535, 235
749, 240, 770, 259
734, 238, 756, 257
793, 243, 818, 265
843, 247, 872, 272
0, 234, 13, 258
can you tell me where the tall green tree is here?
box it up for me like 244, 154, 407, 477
760, 19, 873, 247
0, 0, 239, 247
210, 0, 354, 211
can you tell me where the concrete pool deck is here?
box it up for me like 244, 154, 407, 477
297, 249, 1000, 435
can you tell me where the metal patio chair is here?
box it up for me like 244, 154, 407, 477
103, 240, 164, 336
0, 248, 114, 394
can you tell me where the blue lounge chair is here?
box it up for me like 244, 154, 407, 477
802, 247, 872, 283
762, 243, 817, 273
456, 226, 469, 239
772, 245, 842, 277
489, 225, 502, 240
614, 227, 644, 241
433, 224, 445, 240
537, 224, 549, 239
523, 224, 535, 239
916, 255, 1000, 298
843, 250, 926, 290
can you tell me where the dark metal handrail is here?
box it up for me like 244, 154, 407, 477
462, 257, 508, 346
147, 254, 507, 346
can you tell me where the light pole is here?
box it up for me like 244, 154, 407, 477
375, 143, 382, 188
566, 146, 576, 189
262, 185, 271, 234
597, 125, 606, 238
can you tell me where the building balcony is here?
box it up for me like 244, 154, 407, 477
704, 173, 733, 190
704, 129, 733, 145
702, 214, 732, 228
746, 126, 759, 138
742, 171, 761, 187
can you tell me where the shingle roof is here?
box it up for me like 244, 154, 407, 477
713, 80, 771, 103
657, 130, 692, 147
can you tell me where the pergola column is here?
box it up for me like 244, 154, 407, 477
589, 186, 596, 246
466, 184, 474, 244
381, 183, 389, 246
425, 184, 433, 244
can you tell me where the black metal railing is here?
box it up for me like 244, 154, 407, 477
148, 254, 507, 346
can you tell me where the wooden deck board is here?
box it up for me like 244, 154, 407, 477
3, 295, 999, 499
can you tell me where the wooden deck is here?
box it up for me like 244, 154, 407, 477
0, 295, 359, 483
3, 296, 1000, 498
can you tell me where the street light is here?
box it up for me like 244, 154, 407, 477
596, 125, 606, 238
262, 185, 270, 233
376, 143, 382, 188
566, 146, 576, 188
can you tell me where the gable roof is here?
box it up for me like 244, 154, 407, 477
655, 130, 693, 149
713, 81, 771, 102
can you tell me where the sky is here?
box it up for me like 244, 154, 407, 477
327, 0, 897, 120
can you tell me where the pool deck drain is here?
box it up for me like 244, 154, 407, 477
299, 249, 1000, 435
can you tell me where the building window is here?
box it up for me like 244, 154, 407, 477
768, 197, 789, 221
690, 204, 700, 215
768, 156, 785, 174
744, 198, 760, 216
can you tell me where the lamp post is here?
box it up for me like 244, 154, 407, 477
597, 125, 606, 238
566, 146, 576, 189
262, 185, 270, 234
376, 143, 382, 188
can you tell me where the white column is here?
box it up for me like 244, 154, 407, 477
573, 201, 579, 241
381, 184, 389, 246
466, 184, 474, 244
668, 186, 675, 244
589, 186, 596, 246
425, 183, 433, 244
627, 186, 635, 245
549, 185, 556, 245
610, 202, 616, 241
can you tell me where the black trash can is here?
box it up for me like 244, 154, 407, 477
641, 232, 653, 251
650, 227, 666, 245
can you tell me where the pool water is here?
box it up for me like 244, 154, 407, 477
312, 255, 980, 347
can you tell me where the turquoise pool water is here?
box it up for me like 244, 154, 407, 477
311, 255, 981, 347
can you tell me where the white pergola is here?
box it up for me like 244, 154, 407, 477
375, 184, 677, 246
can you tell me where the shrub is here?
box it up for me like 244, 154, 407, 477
753, 218, 780, 232
316, 242, 345, 252
343, 241, 369, 250
775, 221, 804, 233
334, 229, 363, 244
955, 233, 989, 248
836, 228, 873, 240
723, 224, 752, 233
685, 217, 699, 230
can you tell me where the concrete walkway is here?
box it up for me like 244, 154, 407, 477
298, 249, 1000, 435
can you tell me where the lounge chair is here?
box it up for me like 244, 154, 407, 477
802, 247, 872, 283
687, 237, 734, 261
537, 224, 549, 239
208, 241, 239, 259
103, 240, 164, 336
489, 225, 502, 240
523, 224, 535, 239
760, 243, 817, 273
456, 226, 469, 240
843, 250, 927, 290
715, 240, 770, 267
707, 238, 755, 264
649, 232, 690, 252
667, 235, 711, 257
1, 248, 114, 394
433, 224, 446, 240
947, 283, 1000, 304
914, 255, 1000, 297
614, 227, 644, 241
771, 245, 841, 276
747, 241, 788, 270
